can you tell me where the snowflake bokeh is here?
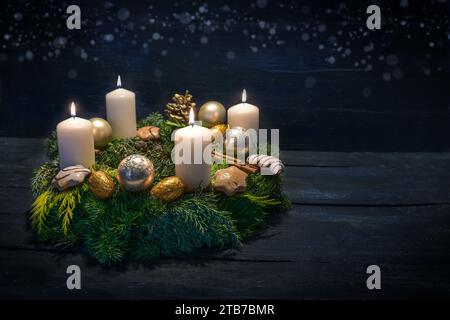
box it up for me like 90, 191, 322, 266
0, 0, 447, 83
0, 0, 448, 151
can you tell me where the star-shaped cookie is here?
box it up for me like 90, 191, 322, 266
214, 166, 248, 196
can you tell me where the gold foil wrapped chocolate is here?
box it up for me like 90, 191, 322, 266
150, 176, 186, 202
88, 170, 115, 199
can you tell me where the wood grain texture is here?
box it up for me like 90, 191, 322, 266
1, 204, 450, 299
0, 138, 449, 299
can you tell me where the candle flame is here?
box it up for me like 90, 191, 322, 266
189, 107, 195, 126
242, 89, 247, 103
70, 102, 76, 118
117, 75, 122, 87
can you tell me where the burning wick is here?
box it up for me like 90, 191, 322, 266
242, 89, 247, 103
189, 107, 195, 127
117, 75, 122, 87
70, 102, 76, 119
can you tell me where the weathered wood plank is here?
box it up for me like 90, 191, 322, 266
281, 151, 450, 167
284, 164, 450, 205
2, 249, 447, 299
0, 187, 33, 215
0, 249, 385, 299
2, 204, 450, 299
0, 138, 449, 299
220, 204, 450, 261
2, 202, 450, 299
2, 202, 450, 261
0, 202, 450, 263
0, 138, 47, 188
0, 137, 45, 155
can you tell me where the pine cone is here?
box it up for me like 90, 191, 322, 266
165, 91, 196, 124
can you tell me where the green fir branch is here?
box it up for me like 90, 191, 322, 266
30, 112, 291, 263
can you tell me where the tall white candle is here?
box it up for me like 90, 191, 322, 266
56, 102, 95, 169
173, 108, 212, 192
227, 89, 259, 131
106, 75, 137, 139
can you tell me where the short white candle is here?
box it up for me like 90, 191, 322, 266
174, 108, 212, 192
56, 102, 95, 169
227, 89, 259, 131
106, 75, 137, 139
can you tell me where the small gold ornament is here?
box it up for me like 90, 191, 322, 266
165, 91, 196, 124
117, 155, 155, 192
214, 166, 247, 196
198, 101, 226, 128
150, 176, 186, 202
88, 170, 115, 199
210, 124, 228, 143
90, 118, 113, 149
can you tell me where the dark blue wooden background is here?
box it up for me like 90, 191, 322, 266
0, 0, 448, 151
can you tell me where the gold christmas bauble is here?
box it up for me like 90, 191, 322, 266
117, 155, 154, 192
90, 118, 113, 149
150, 176, 186, 202
198, 101, 226, 128
88, 170, 115, 199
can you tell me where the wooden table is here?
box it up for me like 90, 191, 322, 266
1, 138, 449, 299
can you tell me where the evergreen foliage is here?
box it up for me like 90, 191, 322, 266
30, 112, 290, 263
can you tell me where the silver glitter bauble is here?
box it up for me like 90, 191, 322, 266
224, 126, 249, 156
117, 155, 154, 192
198, 101, 226, 128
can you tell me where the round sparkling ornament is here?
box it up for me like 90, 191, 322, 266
198, 101, 226, 128
224, 126, 249, 156
90, 117, 113, 149
117, 155, 154, 192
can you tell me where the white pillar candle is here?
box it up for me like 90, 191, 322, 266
106, 76, 137, 139
173, 108, 212, 192
227, 89, 259, 131
56, 102, 95, 169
